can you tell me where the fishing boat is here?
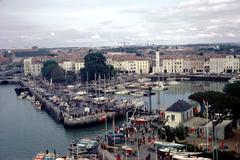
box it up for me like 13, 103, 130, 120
17, 91, 28, 99
93, 97, 109, 105
167, 80, 180, 85
155, 141, 210, 160
33, 152, 45, 160
68, 139, 99, 158
153, 75, 168, 91
115, 84, 126, 90
140, 85, 151, 90
25, 95, 32, 101
68, 140, 78, 159
167, 77, 181, 85
172, 155, 211, 160
228, 75, 240, 83
137, 78, 151, 83
76, 90, 87, 96
181, 77, 190, 81
34, 101, 42, 110
31, 96, 35, 103
154, 141, 186, 149
129, 91, 145, 97
44, 152, 58, 160
73, 95, 85, 101
114, 89, 130, 95
105, 88, 117, 93
77, 139, 99, 154
33, 151, 58, 160
152, 85, 168, 91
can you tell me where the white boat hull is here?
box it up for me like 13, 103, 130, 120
167, 80, 180, 85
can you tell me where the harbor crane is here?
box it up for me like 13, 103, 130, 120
119, 42, 129, 53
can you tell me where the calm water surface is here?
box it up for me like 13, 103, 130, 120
0, 81, 226, 159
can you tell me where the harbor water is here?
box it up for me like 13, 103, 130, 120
0, 85, 110, 160
0, 81, 226, 159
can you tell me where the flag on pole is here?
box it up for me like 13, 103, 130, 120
112, 116, 115, 131
99, 114, 106, 122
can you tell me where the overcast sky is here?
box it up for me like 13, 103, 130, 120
0, 0, 240, 48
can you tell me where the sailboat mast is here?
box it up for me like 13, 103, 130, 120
86, 72, 89, 94
104, 74, 106, 98
105, 115, 108, 145
98, 74, 101, 97
113, 116, 116, 153
206, 101, 208, 151
95, 73, 97, 96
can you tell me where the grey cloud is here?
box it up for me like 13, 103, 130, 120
0, 0, 240, 48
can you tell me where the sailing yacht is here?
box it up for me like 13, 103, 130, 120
167, 77, 180, 85
153, 75, 168, 91
114, 89, 130, 95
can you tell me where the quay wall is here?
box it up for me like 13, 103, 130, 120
0, 79, 20, 85
18, 80, 124, 128
149, 74, 232, 81
63, 112, 116, 128
19, 81, 63, 122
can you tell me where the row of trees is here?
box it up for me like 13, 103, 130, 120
41, 51, 115, 83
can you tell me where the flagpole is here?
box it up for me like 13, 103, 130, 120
206, 101, 209, 151
86, 72, 88, 95
125, 112, 129, 160
113, 116, 116, 153
155, 145, 158, 160
95, 73, 97, 96
137, 131, 140, 160
105, 114, 108, 146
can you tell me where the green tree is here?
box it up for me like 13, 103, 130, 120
65, 71, 77, 84
223, 81, 240, 97
189, 91, 240, 121
80, 51, 115, 81
223, 81, 240, 120
163, 126, 175, 142
41, 60, 65, 82
175, 125, 186, 141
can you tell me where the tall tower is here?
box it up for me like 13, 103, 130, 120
156, 51, 160, 68
153, 50, 161, 74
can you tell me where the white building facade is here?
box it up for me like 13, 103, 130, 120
107, 55, 149, 74
165, 100, 193, 128
31, 63, 43, 76
152, 53, 240, 74
59, 61, 75, 71
23, 58, 43, 76
23, 58, 32, 76
152, 51, 162, 73
74, 61, 85, 72
224, 55, 239, 73
162, 58, 184, 74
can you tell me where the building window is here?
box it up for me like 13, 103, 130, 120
171, 115, 175, 121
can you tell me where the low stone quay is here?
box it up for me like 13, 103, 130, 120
20, 80, 64, 122
149, 74, 233, 81
16, 80, 124, 128
63, 112, 116, 128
